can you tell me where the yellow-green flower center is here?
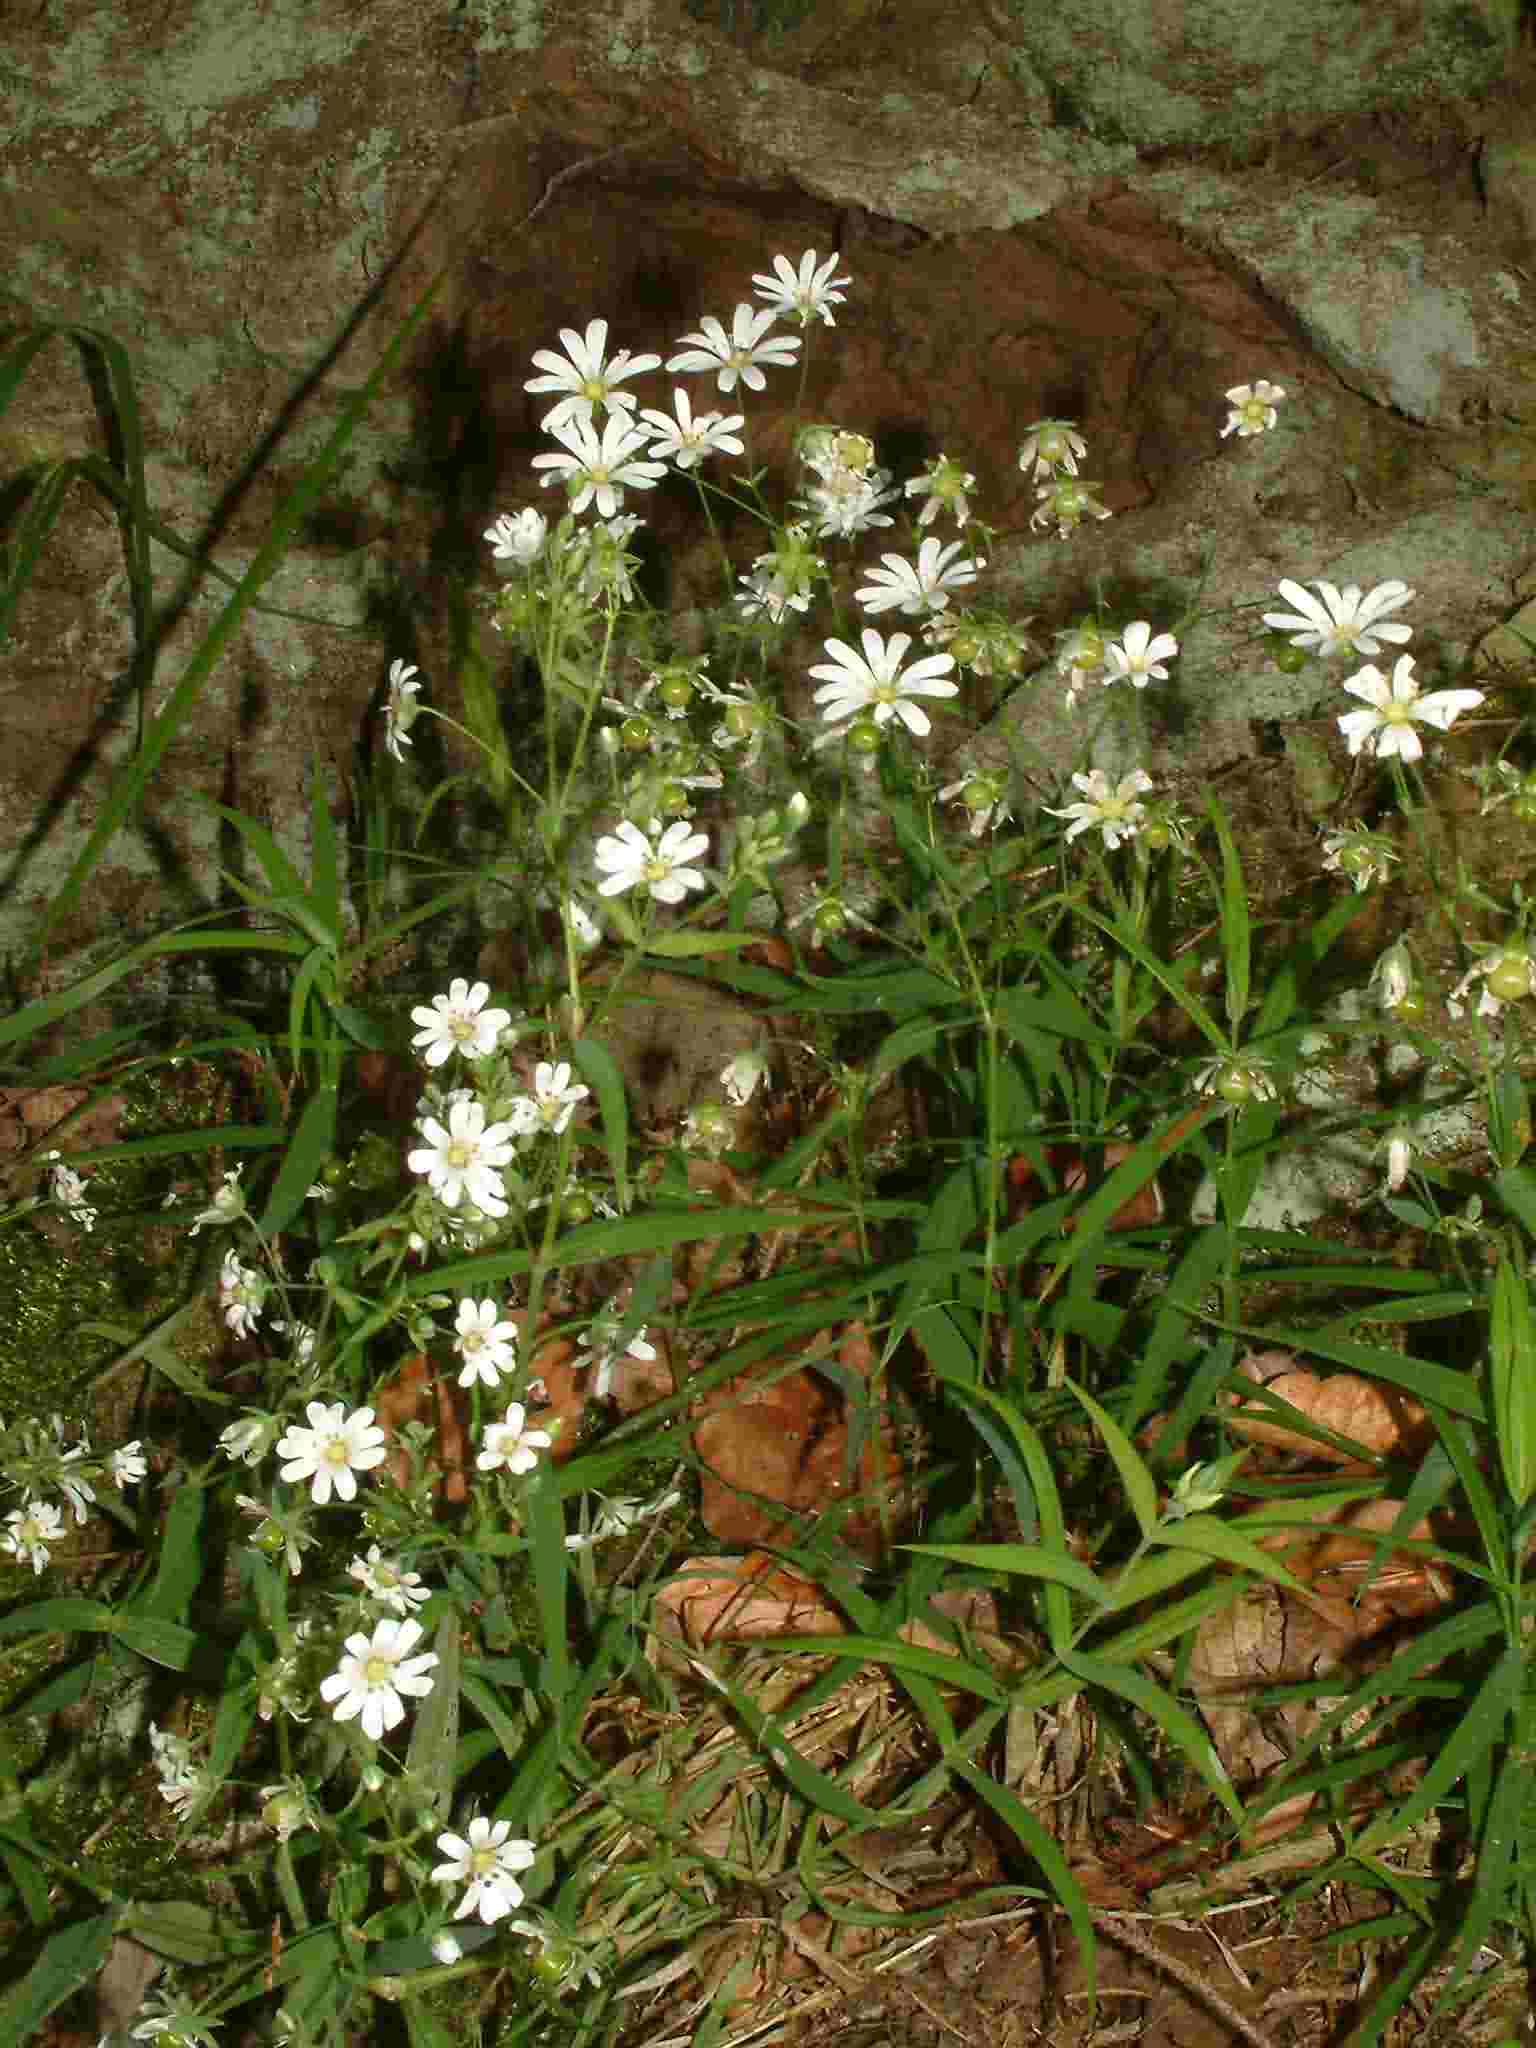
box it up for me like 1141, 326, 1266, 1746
364, 1654, 393, 1684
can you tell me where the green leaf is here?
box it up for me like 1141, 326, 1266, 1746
572, 1037, 630, 1211
902, 1542, 1111, 1606
120, 1899, 237, 1966
406, 1612, 461, 1821
109, 1616, 198, 1671
258, 1082, 339, 1237
1060, 1647, 1244, 1825
1065, 1379, 1157, 1536
949, 1758, 1097, 2010
773, 1636, 1008, 1703
1489, 1252, 1536, 1504
1206, 798, 1251, 1029
644, 930, 758, 957
1356, 1647, 1523, 1854
134, 1481, 205, 1623
1149, 1514, 1307, 1596
0, 1598, 112, 1639
0, 1908, 120, 2039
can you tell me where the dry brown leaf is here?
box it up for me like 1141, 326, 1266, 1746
1224, 1350, 1432, 1462
653, 1552, 848, 1644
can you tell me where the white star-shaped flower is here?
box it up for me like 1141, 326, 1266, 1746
411, 978, 512, 1066
751, 248, 851, 327
406, 1097, 515, 1216
810, 629, 958, 738
1263, 578, 1414, 658
637, 388, 745, 469
593, 819, 710, 904
667, 302, 801, 394
530, 412, 668, 519
855, 537, 985, 617
1336, 654, 1483, 763
451, 1296, 520, 1389
432, 1816, 537, 1923
1221, 379, 1286, 437
1104, 620, 1179, 688
382, 659, 422, 762
507, 1060, 591, 1138
2, 1500, 64, 1574
275, 1400, 388, 1505
477, 1401, 554, 1475
319, 1616, 439, 1741
348, 1544, 430, 1615
1047, 768, 1154, 850
523, 319, 660, 433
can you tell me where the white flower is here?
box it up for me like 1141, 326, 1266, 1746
189, 1167, 245, 1234
507, 1060, 591, 1139
801, 465, 898, 538
1385, 1129, 1414, 1193
565, 898, 602, 950
856, 537, 985, 617
1047, 768, 1154, 850
637, 388, 745, 469
477, 1402, 553, 1475
523, 319, 660, 433
218, 1249, 266, 1339
810, 629, 958, 738
904, 452, 975, 527
49, 1160, 96, 1230
452, 1296, 520, 1389
319, 1617, 439, 1742
574, 1319, 658, 1400
564, 1487, 683, 1550
720, 1050, 768, 1106
593, 819, 709, 904
432, 1816, 537, 1924
411, 979, 513, 1066
1105, 621, 1179, 688
219, 1415, 272, 1465
1321, 825, 1398, 892
1194, 1054, 1279, 1104
1221, 379, 1285, 437
111, 1441, 147, 1487
751, 248, 850, 326
531, 412, 667, 519
1018, 420, 1087, 479
735, 568, 814, 622
432, 1932, 464, 1965
383, 659, 422, 762
1370, 941, 1414, 1012
667, 302, 801, 393
148, 1720, 205, 1817
2, 1499, 64, 1574
1336, 655, 1484, 764
407, 1098, 516, 1215
1448, 947, 1536, 1020
348, 1543, 430, 1616
235, 1493, 314, 1577
1263, 578, 1415, 658
484, 507, 547, 564
1029, 478, 1112, 536
274, 1400, 388, 1506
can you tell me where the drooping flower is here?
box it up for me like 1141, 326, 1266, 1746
407, 1097, 516, 1215
48, 1160, 97, 1231
218, 1249, 267, 1339
1384, 1128, 1414, 1193
189, 1167, 245, 1235
2, 1499, 64, 1575
720, 1049, 769, 1105
1018, 420, 1087, 479
319, 1616, 440, 1742
939, 767, 1013, 837
1047, 768, 1154, 850
1336, 655, 1483, 764
1029, 478, 1112, 537
148, 1720, 207, 1818
593, 819, 710, 904
564, 1486, 682, 1550
484, 508, 548, 565
1221, 380, 1286, 438
507, 1060, 591, 1138
411, 979, 513, 1066
855, 537, 985, 617
667, 302, 801, 393
637, 387, 745, 469
752, 247, 851, 326
383, 659, 422, 762
432, 1816, 538, 1924
1104, 621, 1179, 688
1448, 945, 1536, 1020
530, 413, 668, 519
1263, 578, 1415, 659
111, 1441, 148, 1487
477, 1401, 553, 1475
1369, 940, 1416, 1013
810, 629, 958, 738
904, 453, 975, 528
1194, 1054, 1280, 1106
523, 319, 661, 433
573, 1318, 658, 1400
218, 1414, 274, 1465
800, 462, 898, 539
275, 1400, 388, 1506
348, 1544, 430, 1616
1055, 620, 1109, 706
452, 1296, 520, 1389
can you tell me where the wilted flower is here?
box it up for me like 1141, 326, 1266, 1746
1321, 825, 1399, 893
573, 1314, 658, 1399
383, 660, 422, 762
1029, 478, 1111, 537
1384, 1128, 1415, 1193
348, 1544, 430, 1616
720, 1049, 769, 1105
218, 1250, 267, 1339
939, 767, 1012, 837
1369, 940, 1416, 1013
1448, 945, 1536, 1019
904, 453, 975, 528
111, 1441, 148, 1487
1194, 1054, 1280, 1106
1018, 420, 1087, 479
189, 1167, 245, 1235
48, 1160, 97, 1231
